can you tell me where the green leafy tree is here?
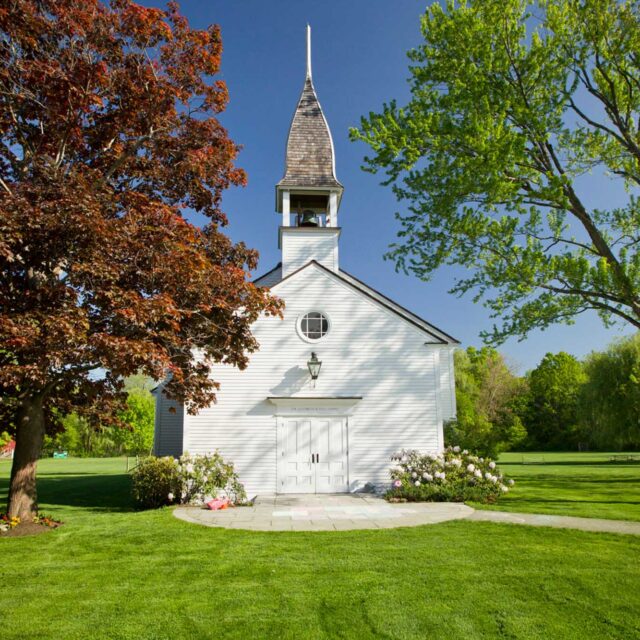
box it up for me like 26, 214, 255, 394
113, 388, 155, 456
351, 0, 640, 343
50, 413, 95, 456
524, 352, 587, 449
446, 347, 527, 456
124, 374, 156, 393
580, 334, 640, 449
46, 385, 155, 457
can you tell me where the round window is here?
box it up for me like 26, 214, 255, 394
298, 311, 330, 341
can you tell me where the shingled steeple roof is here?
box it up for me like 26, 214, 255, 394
277, 26, 343, 190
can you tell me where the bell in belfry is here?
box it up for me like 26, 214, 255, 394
300, 210, 319, 227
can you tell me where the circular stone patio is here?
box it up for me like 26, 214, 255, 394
173, 493, 474, 531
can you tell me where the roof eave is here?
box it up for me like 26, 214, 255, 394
268, 260, 459, 344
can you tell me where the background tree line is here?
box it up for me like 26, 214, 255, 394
446, 334, 640, 457
43, 375, 155, 458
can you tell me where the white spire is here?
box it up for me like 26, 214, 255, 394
306, 24, 312, 79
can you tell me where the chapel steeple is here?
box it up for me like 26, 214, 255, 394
277, 25, 343, 196
277, 26, 343, 276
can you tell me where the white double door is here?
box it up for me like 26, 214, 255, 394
277, 416, 349, 493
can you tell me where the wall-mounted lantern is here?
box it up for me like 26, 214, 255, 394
307, 352, 322, 381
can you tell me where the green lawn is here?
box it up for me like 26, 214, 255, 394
470, 451, 640, 522
1, 457, 639, 640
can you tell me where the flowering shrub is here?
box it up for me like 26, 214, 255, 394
131, 452, 247, 509
386, 446, 514, 504
131, 456, 181, 510
173, 452, 247, 506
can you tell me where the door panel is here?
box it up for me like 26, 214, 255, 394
279, 419, 314, 493
278, 417, 349, 493
314, 418, 349, 493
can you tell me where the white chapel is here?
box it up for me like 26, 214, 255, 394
154, 27, 458, 496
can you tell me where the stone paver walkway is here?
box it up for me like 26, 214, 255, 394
173, 493, 472, 531
466, 509, 640, 535
173, 494, 640, 534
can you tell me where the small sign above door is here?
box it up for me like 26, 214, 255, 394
268, 396, 362, 416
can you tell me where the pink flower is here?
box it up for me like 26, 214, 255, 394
393, 479, 402, 488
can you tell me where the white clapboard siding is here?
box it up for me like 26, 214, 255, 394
439, 346, 457, 422
337, 269, 455, 343
174, 262, 452, 496
154, 388, 183, 457
281, 229, 338, 276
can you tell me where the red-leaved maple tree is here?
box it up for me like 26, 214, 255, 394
0, 0, 282, 520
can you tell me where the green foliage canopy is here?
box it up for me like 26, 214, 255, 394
47, 380, 155, 457
446, 347, 527, 456
524, 352, 587, 449
580, 334, 640, 449
114, 389, 155, 456
351, 0, 640, 342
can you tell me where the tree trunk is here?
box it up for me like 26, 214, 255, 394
7, 394, 46, 520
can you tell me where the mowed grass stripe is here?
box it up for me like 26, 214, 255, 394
470, 451, 640, 522
0, 457, 638, 639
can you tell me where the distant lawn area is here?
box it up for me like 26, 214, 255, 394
1, 456, 639, 640
471, 451, 640, 522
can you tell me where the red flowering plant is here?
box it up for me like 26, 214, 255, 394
0, 513, 21, 532
34, 514, 62, 528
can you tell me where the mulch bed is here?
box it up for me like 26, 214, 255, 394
1, 522, 61, 537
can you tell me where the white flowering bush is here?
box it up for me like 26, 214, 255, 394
173, 452, 247, 506
387, 446, 514, 503
131, 452, 247, 509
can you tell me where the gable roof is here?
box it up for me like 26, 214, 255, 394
254, 260, 459, 345
254, 262, 283, 288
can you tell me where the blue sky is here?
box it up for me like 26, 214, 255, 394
167, 0, 634, 372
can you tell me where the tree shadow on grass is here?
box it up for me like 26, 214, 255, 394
501, 461, 640, 468
30, 471, 123, 477
0, 473, 134, 513
519, 476, 640, 485
506, 497, 640, 506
